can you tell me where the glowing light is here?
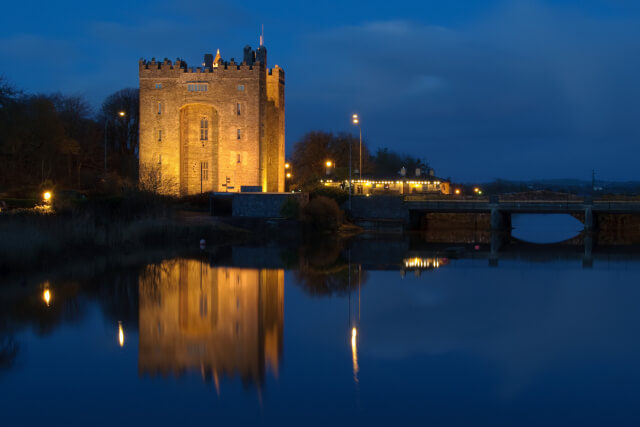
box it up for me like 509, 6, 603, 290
43, 289, 51, 306
118, 111, 126, 117
474, 187, 480, 193
286, 172, 292, 178
118, 322, 125, 347
455, 189, 461, 195
284, 163, 290, 169
326, 160, 332, 167
478, 191, 483, 195
43, 191, 52, 201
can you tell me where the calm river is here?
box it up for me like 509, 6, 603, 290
1, 234, 640, 426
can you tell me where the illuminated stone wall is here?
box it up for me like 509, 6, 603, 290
139, 48, 285, 195
138, 260, 284, 386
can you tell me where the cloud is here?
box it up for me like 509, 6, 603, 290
285, 3, 640, 180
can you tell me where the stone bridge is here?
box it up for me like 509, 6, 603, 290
350, 195, 640, 231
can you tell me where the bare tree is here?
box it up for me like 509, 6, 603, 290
101, 88, 139, 179
138, 161, 178, 195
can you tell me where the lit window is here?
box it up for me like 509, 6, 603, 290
200, 118, 208, 141
158, 129, 162, 142
201, 162, 209, 181
155, 83, 162, 89
237, 129, 241, 140
237, 85, 245, 91
237, 103, 241, 115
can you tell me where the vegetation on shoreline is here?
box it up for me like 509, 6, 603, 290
0, 191, 249, 273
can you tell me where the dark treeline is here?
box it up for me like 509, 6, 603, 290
475, 178, 640, 196
290, 131, 429, 187
0, 77, 139, 194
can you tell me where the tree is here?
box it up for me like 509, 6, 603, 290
290, 131, 372, 186
0, 79, 106, 190
100, 88, 139, 180
371, 147, 429, 177
138, 162, 178, 194
0, 76, 19, 109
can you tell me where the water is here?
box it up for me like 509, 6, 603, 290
511, 214, 584, 243
2, 240, 640, 426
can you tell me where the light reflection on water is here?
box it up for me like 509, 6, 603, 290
1, 243, 640, 426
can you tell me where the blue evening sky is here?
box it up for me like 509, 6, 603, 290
1, 0, 639, 181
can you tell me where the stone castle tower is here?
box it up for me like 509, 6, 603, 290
139, 43, 285, 195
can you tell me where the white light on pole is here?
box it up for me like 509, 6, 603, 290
352, 114, 362, 180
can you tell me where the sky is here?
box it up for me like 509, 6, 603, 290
1, 0, 640, 182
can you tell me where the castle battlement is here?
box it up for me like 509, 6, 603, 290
139, 58, 276, 76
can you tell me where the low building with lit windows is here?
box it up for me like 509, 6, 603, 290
321, 170, 451, 196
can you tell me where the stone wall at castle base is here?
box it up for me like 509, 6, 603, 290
230, 193, 309, 218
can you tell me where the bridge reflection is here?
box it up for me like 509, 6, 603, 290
138, 260, 284, 388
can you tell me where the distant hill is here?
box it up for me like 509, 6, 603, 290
470, 178, 640, 195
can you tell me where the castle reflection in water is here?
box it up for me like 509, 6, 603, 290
138, 259, 284, 388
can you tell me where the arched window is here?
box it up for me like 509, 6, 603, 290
200, 118, 208, 141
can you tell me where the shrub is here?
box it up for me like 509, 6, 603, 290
309, 185, 348, 205
301, 196, 342, 232
280, 197, 300, 219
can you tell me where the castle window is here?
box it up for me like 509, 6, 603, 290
158, 102, 162, 114
237, 85, 245, 91
201, 162, 209, 181
237, 129, 241, 140
237, 154, 241, 164
236, 103, 241, 115
200, 118, 208, 141
188, 84, 208, 92
158, 154, 162, 164
158, 129, 162, 142
155, 83, 162, 89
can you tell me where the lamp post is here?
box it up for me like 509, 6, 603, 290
104, 111, 126, 174
352, 114, 362, 180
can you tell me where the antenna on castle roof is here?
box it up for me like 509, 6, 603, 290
260, 24, 264, 47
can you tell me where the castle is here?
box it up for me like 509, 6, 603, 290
139, 43, 285, 195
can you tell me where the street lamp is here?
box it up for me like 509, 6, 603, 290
325, 160, 334, 176
352, 114, 362, 180
104, 111, 126, 174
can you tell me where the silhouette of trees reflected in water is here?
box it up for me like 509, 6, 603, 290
293, 239, 368, 297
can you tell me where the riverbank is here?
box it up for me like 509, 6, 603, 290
0, 207, 257, 273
